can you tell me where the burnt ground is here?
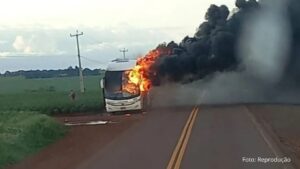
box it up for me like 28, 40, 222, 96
6, 112, 145, 169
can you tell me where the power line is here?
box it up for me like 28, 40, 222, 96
81, 56, 103, 64
70, 30, 85, 93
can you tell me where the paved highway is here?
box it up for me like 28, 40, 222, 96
75, 105, 288, 169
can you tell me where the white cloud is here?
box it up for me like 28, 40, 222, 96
12, 36, 32, 54
0, 26, 173, 72
0, 52, 10, 58
11, 33, 63, 56
0, 40, 8, 45
0, 0, 235, 31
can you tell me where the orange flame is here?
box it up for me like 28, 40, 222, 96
124, 47, 171, 94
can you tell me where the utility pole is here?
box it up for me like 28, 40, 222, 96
70, 30, 85, 93
120, 48, 128, 59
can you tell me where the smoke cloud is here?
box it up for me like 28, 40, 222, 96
146, 0, 300, 106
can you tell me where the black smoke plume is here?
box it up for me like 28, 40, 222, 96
148, 0, 300, 87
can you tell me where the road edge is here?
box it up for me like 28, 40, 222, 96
244, 106, 299, 169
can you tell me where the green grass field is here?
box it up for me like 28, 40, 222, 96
0, 111, 66, 168
0, 75, 104, 114
0, 76, 102, 93
0, 75, 104, 168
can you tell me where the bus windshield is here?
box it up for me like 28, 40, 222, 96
104, 71, 140, 100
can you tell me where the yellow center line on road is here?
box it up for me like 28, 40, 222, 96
166, 106, 199, 169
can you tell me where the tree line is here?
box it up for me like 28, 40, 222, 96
0, 66, 104, 79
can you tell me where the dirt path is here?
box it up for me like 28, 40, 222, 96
7, 113, 144, 169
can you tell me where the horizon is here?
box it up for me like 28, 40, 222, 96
0, 66, 105, 74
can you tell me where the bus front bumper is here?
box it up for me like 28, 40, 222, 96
105, 98, 142, 112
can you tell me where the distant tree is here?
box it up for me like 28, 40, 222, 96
4, 71, 11, 77
2, 67, 103, 79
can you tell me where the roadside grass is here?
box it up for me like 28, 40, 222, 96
0, 111, 67, 169
0, 91, 103, 114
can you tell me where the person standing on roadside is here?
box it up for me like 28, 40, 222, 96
69, 90, 76, 101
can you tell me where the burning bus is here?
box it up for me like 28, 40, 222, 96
100, 48, 169, 112
101, 58, 150, 112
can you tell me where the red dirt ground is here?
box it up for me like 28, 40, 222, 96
6, 113, 144, 169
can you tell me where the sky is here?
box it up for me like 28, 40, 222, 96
0, 0, 234, 73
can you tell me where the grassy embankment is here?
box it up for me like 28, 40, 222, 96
0, 111, 66, 168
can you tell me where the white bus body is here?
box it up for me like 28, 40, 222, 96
101, 59, 146, 112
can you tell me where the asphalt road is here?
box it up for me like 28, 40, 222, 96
75, 105, 288, 169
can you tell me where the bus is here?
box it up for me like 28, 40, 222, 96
100, 58, 150, 112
